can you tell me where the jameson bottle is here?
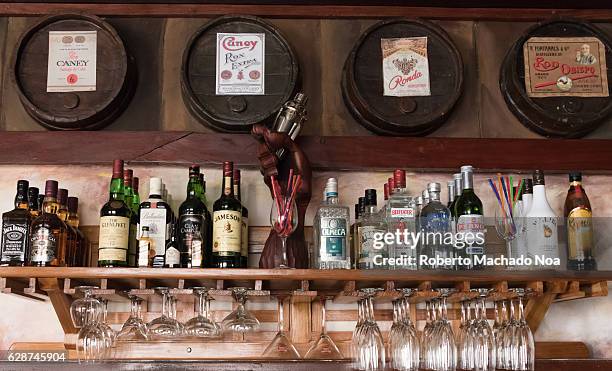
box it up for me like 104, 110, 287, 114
28, 187, 40, 218
30, 180, 65, 267
139, 177, 173, 268
564, 172, 596, 271
178, 165, 209, 268
454, 165, 485, 270
67, 197, 86, 267
1, 180, 32, 266
212, 161, 242, 268
233, 169, 249, 268
124, 169, 138, 267
98, 160, 131, 267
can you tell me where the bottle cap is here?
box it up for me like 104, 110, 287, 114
460, 165, 474, 173
233, 169, 241, 183
45, 180, 58, 198
416, 196, 423, 205
58, 189, 68, 205
384, 183, 389, 200
132, 177, 139, 192
17, 180, 29, 191
427, 182, 441, 193
569, 172, 582, 182
28, 187, 39, 198
123, 169, 133, 186
533, 170, 545, 186
112, 159, 124, 179
223, 161, 234, 176
447, 180, 455, 187
453, 173, 462, 180
142, 226, 149, 231
67, 197, 79, 213
393, 169, 406, 188
149, 177, 163, 196
422, 189, 430, 199
365, 189, 377, 206
189, 164, 200, 176
523, 178, 533, 194
358, 197, 366, 213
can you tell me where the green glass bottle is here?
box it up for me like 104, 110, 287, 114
131, 176, 141, 215
123, 169, 138, 267
453, 165, 485, 270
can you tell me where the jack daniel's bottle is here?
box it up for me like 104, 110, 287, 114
1, 180, 32, 266
212, 161, 242, 268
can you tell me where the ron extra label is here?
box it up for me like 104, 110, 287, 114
319, 217, 347, 261
213, 210, 242, 254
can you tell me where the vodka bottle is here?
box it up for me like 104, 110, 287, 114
419, 183, 453, 269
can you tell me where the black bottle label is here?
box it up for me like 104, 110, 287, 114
179, 214, 204, 242
30, 226, 56, 263
1, 223, 28, 261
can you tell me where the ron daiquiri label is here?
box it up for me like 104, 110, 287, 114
98, 216, 129, 262
567, 207, 593, 261
216, 33, 265, 95
47, 30, 97, 92
318, 217, 347, 262
1, 223, 29, 261
212, 210, 242, 255
381, 37, 431, 97
523, 37, 609, 97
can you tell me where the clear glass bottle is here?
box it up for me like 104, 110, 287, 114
454, 165, 485, 270
386, 169, 417, 270
357, 189, 386, 269
419, 182, 453, 269
525, 170, 559, 265
313, 178, 351, 269
415, 196, 424, 217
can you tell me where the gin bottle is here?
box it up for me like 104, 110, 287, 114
419, 182, 453, 269
313, 178, 350, 269
357, 189, 386, 269
386, 169, 417, 269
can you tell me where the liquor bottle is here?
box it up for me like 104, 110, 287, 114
139, 177, 174, 268
447, 180, 455, 209
37, 194, 44, 214
422, 189, 430, 209
351, 197, 365, 269
28, 187, 40, 218
1, 180, 32, 266
67, 197, 86, 267
350, 203, 359, 269
357, 189, 386, 269
415, 196, 424, 216
564, 172, 596, 271
123, 169, 138, 267
131, 176, 141, 215
313, 178, 351, 269
57, 188, 77, 267
199, 172, 213, 267
30, 180, 65, 267
178, 165, 209, 268
454, 165, 485, 270
98, 160, 131, 267
137, 226, 154, 267
378, 183, 389, 219
419, 182, 453, 269
212, 161, 242, 268
521, 179, 534, 216
449, 173, 462, 218
386, 169, 417, 270
233, 169, 249, 268
524, 170, 559, 264
164, 223, 181, 268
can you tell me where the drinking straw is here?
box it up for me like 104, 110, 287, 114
488, 178, 503, 208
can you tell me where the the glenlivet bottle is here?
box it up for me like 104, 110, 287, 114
233, 169, 249, 268
454, 165, 485, 270
1, 180, 32, 266
564, 172, 596, 271
30, 180, 65, 267
178, 165, 209, 268
139, 177, 173, 267
98, 160, 131, 267
212, 161, 242, 268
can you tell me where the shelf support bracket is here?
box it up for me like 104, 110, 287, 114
38, 277, 77, 335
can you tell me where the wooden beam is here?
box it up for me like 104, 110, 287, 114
37, 277, 77, 335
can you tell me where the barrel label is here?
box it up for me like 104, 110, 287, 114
216, 33, 265, 95
381, 37, 431, 97
523, 37, 608, 97
47, 30, 97, 92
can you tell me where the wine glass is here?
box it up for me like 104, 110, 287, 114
77, 321, 107, 363
352, 288, 385, 371
147, 287, 184, 339
221, 287, 260, 334
96, 298, 116, 349
269, 197, 298, 268
389, 289, 419, 371
70, 286, 103, 328
262, 296, 301, 359
511, 289, 535, 371
305, 297, 343, 359
495, 205, 518, 263
472, 289, 496, 371
117, 294, 149, 341
185, 287, 221, 338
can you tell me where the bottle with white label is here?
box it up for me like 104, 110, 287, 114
139, 177, 173, 268
313, 178, 351, 269
137, 226, 154, 268
454, 165, 485, 270
525, 170, 559, 266
386, 169, 417, 270
212, 161, 242, 268
164, 224, 181, 268
98, 160, 131, 267
358, 189, 386, 269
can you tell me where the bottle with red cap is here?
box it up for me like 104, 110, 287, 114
98, 160, 132, 267
385, 169, 417, 270
30, 180, 66, 267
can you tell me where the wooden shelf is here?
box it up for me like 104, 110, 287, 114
3, 132, 612, 172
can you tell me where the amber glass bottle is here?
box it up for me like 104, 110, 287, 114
564, 172, 596, 271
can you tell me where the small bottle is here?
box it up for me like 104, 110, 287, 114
1, 180, 32, 266
164, 224, 181, 268
524, 170, 559, 264
564, 172, 596, 271
137, 226, 154, 268
28, 187, 40, 218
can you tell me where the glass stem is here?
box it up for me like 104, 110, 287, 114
321, 299, 327, 335
197, 293, 205, 317
130, 297, 138, 318
161, 292, 168, 318
280, 237, 288, 267
278, 298, 284, 333
518, 296, 526, 322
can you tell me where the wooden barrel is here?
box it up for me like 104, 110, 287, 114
181, 15, 299, 133
500, 19, 612, 138
12, 14, 136, 131
342, 19, 463, 136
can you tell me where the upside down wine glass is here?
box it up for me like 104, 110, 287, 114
70, 286, 103, 328
305, 297, 343, 359
262, 297, 301, 359
117, 294, 149, 341
147, 287, 184, 339
270, 196, 298, 268
221, 287, 260, 334
185, 287, 221, 338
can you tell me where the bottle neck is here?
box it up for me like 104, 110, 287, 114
141, 230, 149, 238
327, 194, 339, 204
233, 183, 241, 202
222, 174, 234, 197
448, 186, 455, 203
42, 196, 59, 215
187, 176, 199, 199
365, 205, 377, 215
68, 212, 80, 228
109, 177, 125, 201
461, 171, 474, 190
15, 188, 28, 210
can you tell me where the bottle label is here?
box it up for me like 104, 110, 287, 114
358, 225, 385, 267
567, 208, 593, 260
179, 214, 203, 246
30, 226, 56, 263
241, 216, 249, 258
456, 215, 485, 255
319, 217, 347, 261
191, 240, 203, 267
139, 208, 167, 256
137, 240, 152, 267
213, 210, 242, 254
98, 216, 129, 262
390, 207, 415, 218
526, 216, 559, 259
165, 246, 180, 266
1, 223, 29, 260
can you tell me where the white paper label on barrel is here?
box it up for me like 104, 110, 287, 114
381, 37, 431, 97
215, 33, 265, 95
46, 30, 97, 92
